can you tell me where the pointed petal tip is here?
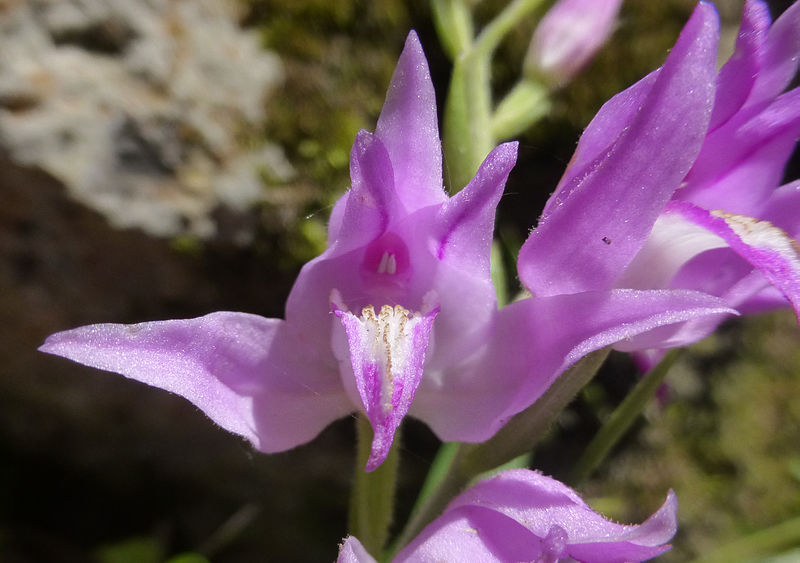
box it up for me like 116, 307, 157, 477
38, 336, 73, 359
38, 335, 56, 354
405, 29, 421, 48
354, 128, 374, 146
337, 536, 377, 563
375, 27, 444, 210
363, 421, 396, 472
475, 141, 519, 179
657, 489, 679, 530
665, 489, 678, 510
697, 0, 717, 15
397, 29, 427, 70
364, 450, 387, 473
694, 0, 721, 33
363, 413, 403, 471
37, 326, 96, 358
674, 1, 719, 63
351, 130, 376, 166
495, 140, 520, 161
630, 489, 679, 547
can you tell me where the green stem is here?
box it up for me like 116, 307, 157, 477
388, 348, 609, 555
571, 350, 680, 484
348, 415, 400, 556
473, 0, 547, 60
406, 442, 461, 522
431, 0, 474, 61
441, 0, 547, 191
492, 79, 551, 140
443, 54, 493, 192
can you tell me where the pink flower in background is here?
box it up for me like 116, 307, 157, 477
524, 0, 624, 85
339, 469, 677, 562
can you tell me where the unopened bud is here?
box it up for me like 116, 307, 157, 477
524, 0, 623, 86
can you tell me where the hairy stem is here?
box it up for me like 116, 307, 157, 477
571, 350, 680, 484
349, 415, 400, 556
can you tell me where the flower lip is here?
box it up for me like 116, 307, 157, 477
331, 290, 440, 471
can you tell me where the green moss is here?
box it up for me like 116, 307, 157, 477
239, 0, 419, 269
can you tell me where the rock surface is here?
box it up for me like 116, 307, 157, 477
0, 0, 292, 238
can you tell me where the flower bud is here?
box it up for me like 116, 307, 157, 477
524, 0, 623, 86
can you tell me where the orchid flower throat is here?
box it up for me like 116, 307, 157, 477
361, 231, 413, 284
329, 229, 442, 400
329, 228, 443, 470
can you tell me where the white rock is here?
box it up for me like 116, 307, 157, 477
0, 0, 291, 238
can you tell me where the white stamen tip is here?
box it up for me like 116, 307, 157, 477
377, 251, 389, 274
377, 251, 397, 275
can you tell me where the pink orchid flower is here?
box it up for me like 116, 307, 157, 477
339, 469, 677, 563
40, 24, 733, 470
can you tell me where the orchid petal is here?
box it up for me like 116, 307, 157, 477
670, 248, 763, 303
674, 259, 784, 318
762, 180, 800, 237
397, 469, 677, 562
337, 537, 377, 563
334, 302, 439, 471
426, 142, 518, 364
435, 142, 518, 268
679, 87, 800, 209
330, 131, 397, 254
750, 0, 800, 105
617, 212, 729, 290
39, 313, 350, 452
620, 247, 777, 358
375, 31, 446, 211
679, 129, 798, 216
413, 289, 736, 442
732, 280, 790, 315
287, 133, 400, 350
503, 288, 735, 417
519, 2, 719, 296
398, 506, 555, 562
628, 265, 784, 371
544, 69, 658, 215
666, 201, 800, 318
709, 0, 770, 130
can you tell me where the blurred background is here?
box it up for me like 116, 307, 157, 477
0, 0, 798, 561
